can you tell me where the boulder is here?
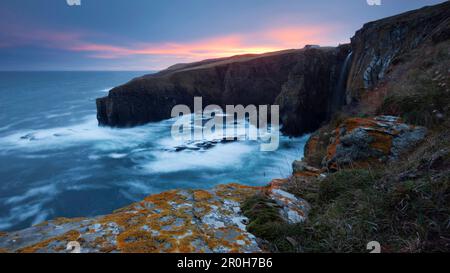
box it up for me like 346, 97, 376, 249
325, 116, 427, 170
292, 160, 321, 177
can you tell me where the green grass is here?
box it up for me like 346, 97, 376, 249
243, 167, 450, 252
379, 77, 449, 128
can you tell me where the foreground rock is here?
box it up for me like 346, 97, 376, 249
0, 183, 308, 253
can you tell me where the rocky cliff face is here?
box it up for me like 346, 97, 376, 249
97, 2, 450, 135
346, 1, 450, 102
275, 46, 351, 135
97, 46, 351, 136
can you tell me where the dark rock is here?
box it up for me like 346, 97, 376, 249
97, 46, 351, 136
292, 160, 320, 174
346, 1, 450, 102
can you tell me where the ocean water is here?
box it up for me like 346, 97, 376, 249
0, 71, 308, 231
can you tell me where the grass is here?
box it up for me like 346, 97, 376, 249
241, 194, 304, 252
243, 163, 449, 252
379, 79, 449, 128
377, 42, 450, 129
241, 40, 450, 253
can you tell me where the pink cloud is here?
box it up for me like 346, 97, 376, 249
65, 24, 341, 61
0, 23, 345, 69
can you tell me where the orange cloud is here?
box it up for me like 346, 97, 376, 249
68, 24, 340, 60
0, 22, 344, 69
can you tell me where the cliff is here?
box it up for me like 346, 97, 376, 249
1, 2, 449, 253
346, 1, 450, 102
97, 46, 351, 136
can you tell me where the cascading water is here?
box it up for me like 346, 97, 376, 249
331, 51, 353, 112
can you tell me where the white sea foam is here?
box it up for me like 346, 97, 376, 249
0, 200, 47, 230
141, 142, 255, 173
5, 184, 57, 205
0, 107, 309, 231
99, 87, 113, 93
108, 153, 128, 159
0, 115, 163, 153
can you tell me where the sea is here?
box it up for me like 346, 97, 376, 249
0, 71, 308, 231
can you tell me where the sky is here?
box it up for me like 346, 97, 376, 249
0, 0, 446, 71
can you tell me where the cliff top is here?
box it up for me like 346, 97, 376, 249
360, 1, 449, 30
139, 46, 337, 78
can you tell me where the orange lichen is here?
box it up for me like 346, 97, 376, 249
3, 184, 269, 253
193, 190, 214, 201
304, 135, 319, 159
368, 130, 393, 154
17, 230, 81, 253
268, 179, 289, 190
117, 229, 160, 253
343, 117, 380, 132
326, 129, 340, 160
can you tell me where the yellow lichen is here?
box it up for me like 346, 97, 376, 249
17, 230, 81, 253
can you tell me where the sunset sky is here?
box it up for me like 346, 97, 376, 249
0, 0, 446, 71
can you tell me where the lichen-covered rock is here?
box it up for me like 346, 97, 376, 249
266, 179, 310, 224
0, 183, 309, 253
292, 160, 321, 177
325, 116, 427, 170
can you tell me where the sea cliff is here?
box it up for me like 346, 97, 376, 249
1, 2, 449, 253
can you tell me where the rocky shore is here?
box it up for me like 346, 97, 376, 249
1, 2, 449, 253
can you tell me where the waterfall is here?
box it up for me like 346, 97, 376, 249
331, 52, 353, 112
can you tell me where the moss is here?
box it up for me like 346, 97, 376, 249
241, 194, 302, 252
241, 195, 281, 241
